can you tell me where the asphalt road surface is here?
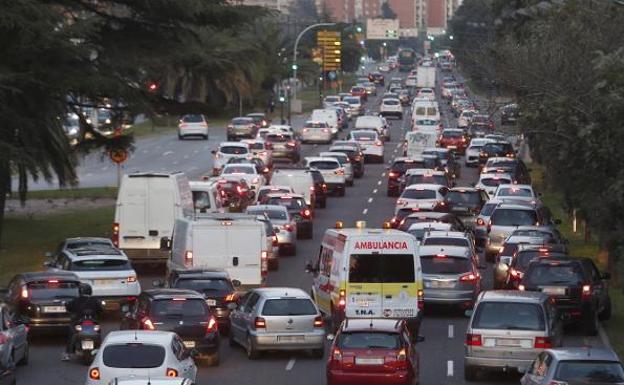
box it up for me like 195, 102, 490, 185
16, 67, 606, 385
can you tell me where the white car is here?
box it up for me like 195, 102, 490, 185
406, 222, 453, 242
379, 98, 403, 120
300, 121, 332, 144
45, 246, 140, 311
416, 88, 435, 100
323, 95, 341, 108
348, 129, 384, 163
112, 377, 195, 385
355, 115, 389, 141
319, 151, 354, 186
220, 163, 265, 190
304, 156, 346, 196
266, 125, 294, 135
395, 183, 448, 214
413, 118, 442, 132
457, 110, 476, 128
491, 184, 538, 202
86, 331, 197, 385
211, 142, 250, 175
343, 96, 363, 117
475, 173, 513, 197
242, 139, 273, 167
177, 114, 208, 140
465, 138, 494, 166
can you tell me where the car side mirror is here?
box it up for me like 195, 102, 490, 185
232, 279, 242, 288
464, 309, 474, 318
160, 237, 171, 251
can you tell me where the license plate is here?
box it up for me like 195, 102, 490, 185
542, 286, 566, 295
206, 299, 217, 306
447, 145, 457, 149
183, 341, 196, 348
81, 340, 94, 350
427, 280, 455, 289
496, 338, 522, 347
43, 306, 66, 313
277, 335, 305, 342
94, 279, 116, 286
355, 357, 384, 365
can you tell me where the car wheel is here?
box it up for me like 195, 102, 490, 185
599, 297, 612, 321
178, 134, 184, 140
464, 365, 479, 381
584, 310, 599, 336
311, 348, 324, 359
246, 335, 260, 360
17, 345, 28, 366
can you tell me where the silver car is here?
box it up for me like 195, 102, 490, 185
245, 205, 297, 256
419, 245, 481, 308
485, 202, 542, 261
464, 291, 563, 380
229, 287, 325, 359
319, 152, 354, 186
0, 304, 28, 368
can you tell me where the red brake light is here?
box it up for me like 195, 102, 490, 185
166, 368, 178, 377
89, 368, 100, 380
459, 273, 478, 283
534, 336, 552, 349
112, 222, 120, 247
313, 315, 324, 328
417, 289, 424, 310
206, 316, 218, 333
465, 333, 482, 346
388, 171, 398, 178
254, 317, 266, 329
142, 317, 156, 330
301, 209, 311, 218
283, 224, 294, 232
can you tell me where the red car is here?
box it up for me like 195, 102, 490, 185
327, 318, 421, 385
350, 86, 368, 102
437, 128, 468, 154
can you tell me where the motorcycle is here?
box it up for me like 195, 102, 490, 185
72, 315, 101, 365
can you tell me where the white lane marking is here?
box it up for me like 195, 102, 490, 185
373, 189, 378, 194
183, 155, 189, 159
367, 197, 373, 203
448, 324, 454, 339
286, 357, 296, 371
447, 360, 454, 377
377, 180, 382, 186
163, 151, 174, 156
381, 172, 386, 177
362, 208, 368, 215
188, 166, 198, 171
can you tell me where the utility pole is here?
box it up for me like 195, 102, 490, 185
292, 22, 336, 100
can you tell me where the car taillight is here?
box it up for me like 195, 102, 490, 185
254, 317, 266, 329
20, 285, 28, 299
388, 171, 398, 178
225, 293, 238, 302
582, 284, 592, 300
141, 317, 156, 330
322, 183, 328, 192
206, 316, 218, 333
465, 333, 482, 346
261, 251, 268, 276
417, 289, 424, 310
166, 368, 178, 377
476, 218, 485, 226
375, 141, 382, 147
112, 222, 119, 247
509, 268, 523, 280
272, 235, 278, 246
301, 209, 311, 219
252, 177, 260, 184
354, 155, 362, 161
534, 336, 552, 349
89, 368, 100, 380
309, 186, 315, 192
184, 250, 193, 268
518, 284, 526, 291
126, 276, 137, 283
303, 128, 309, 133
338, 289, 346, 309
332, 348, 342, 361
283, 224, 294, 232
313, 315, 324, 328
459, 273, 478, 283
322, 128, 329, 133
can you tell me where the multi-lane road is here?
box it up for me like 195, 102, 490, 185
16, 68, 607, 385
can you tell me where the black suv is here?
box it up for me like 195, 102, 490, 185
500, 103, 519, 125
520, 257, 611, 335
481, 158, 531, 184
3, 271, 81, 331
478, 142, 516, 167
160, 269, 239, 335
445, 187, 489, 225
308, 168, 328, 209
265, 193, 313, 239
387, 157, 439, 197
504, 245, 568, 289
121, 289, 220, 365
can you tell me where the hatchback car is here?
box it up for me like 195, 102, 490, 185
476, 173, 513, 197
402, 169, 451, 190
86, 331, 197, 385
241, 139, 273, 168
246, 204, 297, 256
227, 117, 257, 141
329, 144, 365, 178
246, 112, 270, 128
229, 287, 325, 359
220, 163, 265, 191
327, 318, 420, 385
319, 152, 354, 186
379, 98, 403, 120
485, 202, 544, 261
264, 193, 313, 239
464, 291, 563, 380
348, 130, 384, 164
478, 142, 516, 167
301, 121, 332, 144
304, 157, 346, 196
265, 132, 300, 163
396, 184, 449, 213
211, 142, 250, 176
445, 187, 489, 226
178, 114, 208, 140
120, 289, 220, 365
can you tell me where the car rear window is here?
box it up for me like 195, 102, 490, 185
422, 237, 470, 248
103, 344, 165, 368
348, 254, 415, 283
266, 197, 305, 210
261, 298, 317, 316
174, 278, 234, 293
406, 175, 446, 187
71, 259, 132, 271
401, 189, 437, 199
497, 187, 532, 197
182, 114, 204, 123
525, 263, 584, 286
480, 177, 511, 187
232, 118, 252, 125
500, 243, 520, 257
266, 134, 291, 142
223, 165, 255, 174
443, 131, 463, 138
391, 161, 427, 173
27, 281, 79, 300
66, 241, 112, 249
516, 251, 543, 270
220, 146, 248, 155
151, 299, 208, 318
421, 255, 471, 274
472, 302, 545, 331
308, 161, 339, 170
483, 143, 512, 153
491, 209, 538, 226
247, 208, 287, 220
415, 119, 438, 126
338, 332, 401, 349
305, 122, 328, 128
383, 99, 400, 105
351, 132, 377, 141
555, 361, 624, 383
447, 191, 480, 205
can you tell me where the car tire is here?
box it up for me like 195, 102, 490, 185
599, 298, 612, 321
312, 348, 324, 359
584, 310, 599, 336
246, 335, 260, 360
464, 365, 479, 381
178, 134, 184, 140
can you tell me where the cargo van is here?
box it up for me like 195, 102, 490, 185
311, 109, 339, 136
189, 180, 223, 214
411, 100, 440, 128
113, 172, 194, 264
306, 223, 423, 335
165, 213, 268, 290
404, 131, 439, 159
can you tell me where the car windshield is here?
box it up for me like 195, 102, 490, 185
223, 165, 255, 174
65, 240, 112, 249
348, 254, 415, 283
308, 161, 338, 170
491, 209, 538, 226
261, 298, 317, 316
338, 332, 401, 350
423, 237, 470, 248
152, 299, 208, 318
247, 208, 287, 220
447, 191, 480, 205
472, 302, 545, 330
266, 197, 305, 210
421, 255, 471, 274
174, 278, 234, 293
406, 175, 446, 186
525, 263, 584, 286
70, 259, 132, 271
497, 187, 533, 197
480, 177, 511, 187
351, 132, 376, 141
27, 280, 79, 300
232, 118, 252, 125
220, 146, 248, 155
103, 344, 165, 369
555, 361, 624, 383
401, 189, 437, 199
344, 97, 360, 105
182, 114, 204, 123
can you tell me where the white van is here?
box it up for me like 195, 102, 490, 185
113, 172, 194, 264
311, 109, 339, 136
270, 169, 316, 208
166, 213, 268, 290
404, 130, 439, 159
355, 115, 389, 141
411, 100, 440, 129
189, 180, 223, 214
307, 223, 424, 334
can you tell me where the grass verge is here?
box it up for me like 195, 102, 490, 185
0, 207, 114, 285
24, 187, 118, 200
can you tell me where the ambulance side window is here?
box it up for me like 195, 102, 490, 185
318, 246, 333, 277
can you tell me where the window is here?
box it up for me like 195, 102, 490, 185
174, 278, 234, 294
338, 332, 401, 349
420, 255, 471, 274
422, 237, 469, 248
525, 264, 584, 286
26, 280, 79, 300
261, 299, 317, 316
348, 254, 415, 283
406, 175, 447, 187
490, 209, 537, 226
447, 191, 481, 205
308, 161, 339, 170
242, 292, 260, 313
555, 361, 624, 383
220, 146, 248, 155
247, 209, 287, 221
181, 114, 204, 123
151, 299, 208, 318
401, 189, 437, 200
193, 191, 211, 210
102, 344, 166, 368
472, 302, 545, 331
70, 259, 132, 271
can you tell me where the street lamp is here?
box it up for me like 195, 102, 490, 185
292, 22, 336, 100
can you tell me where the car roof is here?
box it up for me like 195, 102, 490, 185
494, 202, 537, 210
219, 141, 248, 147
449, 187, 481, 193
258, 185, 293, 191
405, 211, 451, 219
424, 231, 470, 239
64, 249, 128, 261
246, 112, 265, 117
171, 268, 229, 279
545, 348, 620, 362
143, 289, 206, 300
341, 318, 403, 333
305, 157, 340, 163
247, 204, 288, 212
19, 271, 80, 282
253, 287, 309, 299
419, 245, 471, 257
408, 222, 452, 231
479, 290, 548, 303
319, 152, 348, 157
64, 237, 113, 244
478, 173, 513, 180
265, 193, 305, 199
104, 330, 175, 344
404, 183, 446, 190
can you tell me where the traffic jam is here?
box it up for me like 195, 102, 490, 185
1, 49, 621, 385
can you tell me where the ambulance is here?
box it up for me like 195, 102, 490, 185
306, 222, 424, 335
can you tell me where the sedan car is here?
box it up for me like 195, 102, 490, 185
348, 130, 384, 164
265, 132, 300, 163
178, 114, 208, 140
319, 152, 354, 186
241, 139, 273, 168
229, 288, 325, 359
0, 304, 28, 368
220, 163, 265, 191
300, 121, 332, 144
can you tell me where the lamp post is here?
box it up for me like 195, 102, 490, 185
292, 22, 336, 101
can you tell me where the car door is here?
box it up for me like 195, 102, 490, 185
172, 335, 197, 381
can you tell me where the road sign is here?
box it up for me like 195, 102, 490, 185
317, 30, 342, 71
109, 148, 128, 164
366, 18, 400, 40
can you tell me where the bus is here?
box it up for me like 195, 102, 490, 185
398, 48, 416, 72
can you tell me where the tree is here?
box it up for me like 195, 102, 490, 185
381, 2, 397, 19
288, 0, 319, 22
